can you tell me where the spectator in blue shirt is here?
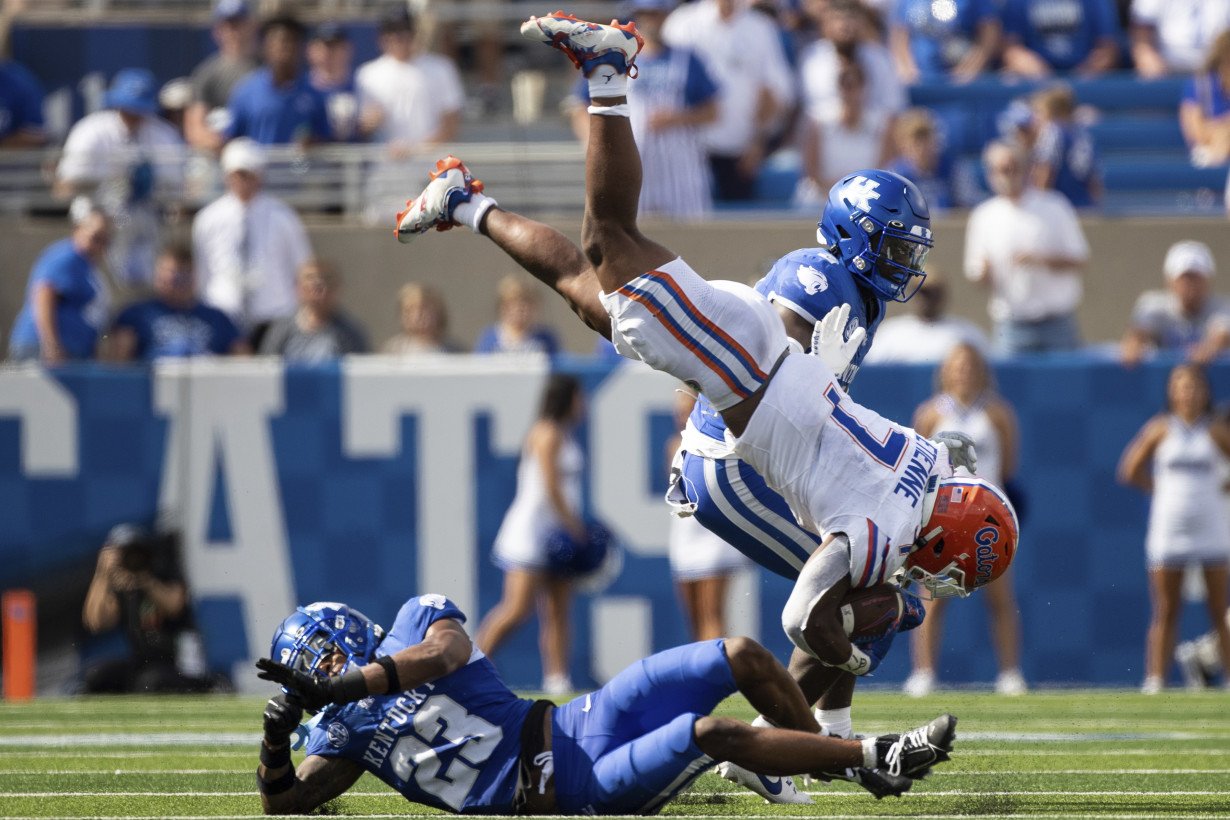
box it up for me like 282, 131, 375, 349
8, 206, 112, 363
109, 243, 246, 361
1002, 0, 1121, 77
885, 108, 957, 210
0, 58, 47, 148
890, 0, 1002, 83
224, 14, 332, 145
475, 275, 560, 357
1030, 83, 1102, 207
1180, 31, 1230, 167
307, 21, 362, 142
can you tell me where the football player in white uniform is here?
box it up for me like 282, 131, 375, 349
396, 8, 1019, 797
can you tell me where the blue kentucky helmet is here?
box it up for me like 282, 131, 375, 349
817, 169, 933, 302
269, 602, 385, 679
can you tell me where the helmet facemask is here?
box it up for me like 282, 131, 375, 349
856, 217, 931, 302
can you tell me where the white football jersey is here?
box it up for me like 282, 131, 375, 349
734, 352, 952, 588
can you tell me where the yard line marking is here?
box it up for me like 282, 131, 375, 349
10, 767, 1224, 776
0, 733, 259, 747
3, 790, 1228, 798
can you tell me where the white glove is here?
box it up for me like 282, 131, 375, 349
810, 303, 866, 379
933, 430, 977, 473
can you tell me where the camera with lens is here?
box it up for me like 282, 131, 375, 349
105, 524, 178, 575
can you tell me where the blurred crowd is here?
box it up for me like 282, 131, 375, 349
4, 0, 1230, 368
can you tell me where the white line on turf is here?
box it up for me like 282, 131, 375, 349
3, 790, 1227, 798
5, 768, 1229, 776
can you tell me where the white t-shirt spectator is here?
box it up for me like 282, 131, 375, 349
192, 191, 312, 327
1132, 0, 1230, 73
863, 315, 991, 364
798, 41, 904, 126
57, 110, 185, 190
355, 52, 463, 145
964, 188, 1090, 323
1130, 290, 1230, 349
662, 0, 795, 156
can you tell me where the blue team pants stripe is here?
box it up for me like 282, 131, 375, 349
683, 452, 818, 580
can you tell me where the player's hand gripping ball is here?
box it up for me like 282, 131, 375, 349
840, 584, 905, 641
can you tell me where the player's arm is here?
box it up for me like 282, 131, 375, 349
782, 534, 865, 673
1117, 415, 1167, 492
775, 303, 814, 350
259, 749, 364, 815
255, 619, 473, 711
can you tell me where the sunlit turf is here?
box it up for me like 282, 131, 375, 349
1, 690, 1228, 818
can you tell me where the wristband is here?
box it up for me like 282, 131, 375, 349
835, 645, 872, 676
257, 768, 297, 795
260, 740, 291, 769
375, 656, 402, 694
330, 668, 369, 705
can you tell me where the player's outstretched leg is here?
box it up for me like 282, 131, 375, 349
521, 12, 674, 296
395, 155, 611, 336
696, 711, 957, 790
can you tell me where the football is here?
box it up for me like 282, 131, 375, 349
840, 584, 905, 641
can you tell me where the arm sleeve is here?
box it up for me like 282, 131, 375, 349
683, 52, 719, 107
1093, 0, 1122, 37
1052, 196, 1090, 260
839, 516, 897, 588
962, 207, 988, 281
1129, 292, 1164, 335
57, 123, 101, 183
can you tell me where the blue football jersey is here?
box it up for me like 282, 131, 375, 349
688, 247, 885, 442
304, 594, 533, 814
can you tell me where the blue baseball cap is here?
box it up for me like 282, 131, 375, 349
212, 0, 249, 21
105, 69, 158, 115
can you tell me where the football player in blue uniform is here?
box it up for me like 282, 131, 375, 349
253, 597, 956, 815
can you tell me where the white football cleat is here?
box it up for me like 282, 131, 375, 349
995, 669, 1028, 696
716, 761, 812, 805
520, 11, 643, 77
395, 156, 483, 245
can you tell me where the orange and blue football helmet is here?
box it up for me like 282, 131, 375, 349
906, 477, 1020, 598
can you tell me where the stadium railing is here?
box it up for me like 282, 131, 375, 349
0, 141, 588, 218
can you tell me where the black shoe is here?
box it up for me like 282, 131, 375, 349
875, 713, 957, 778
816, 766, 912, 799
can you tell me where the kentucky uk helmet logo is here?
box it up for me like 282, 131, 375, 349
843, 176, 882, 212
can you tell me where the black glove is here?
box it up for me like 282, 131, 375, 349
255, 657, 368, 714
263, 694, 304, 744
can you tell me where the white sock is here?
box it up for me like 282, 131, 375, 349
751, 714, 774, 729
861, 737, 878, 769
588, 64, 628, 98
452, 193, 497, 233
816, 707, 852, 739
588, 103, 630, 118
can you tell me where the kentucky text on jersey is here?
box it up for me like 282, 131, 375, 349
361, 685, 437, 769
893, 437, 939, 508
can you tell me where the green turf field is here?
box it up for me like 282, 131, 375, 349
1, 690, 1227, 818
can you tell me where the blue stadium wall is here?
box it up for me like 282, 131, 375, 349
0, 357, 1222, 691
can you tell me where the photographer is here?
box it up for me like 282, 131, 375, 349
80, 524, 212, 693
